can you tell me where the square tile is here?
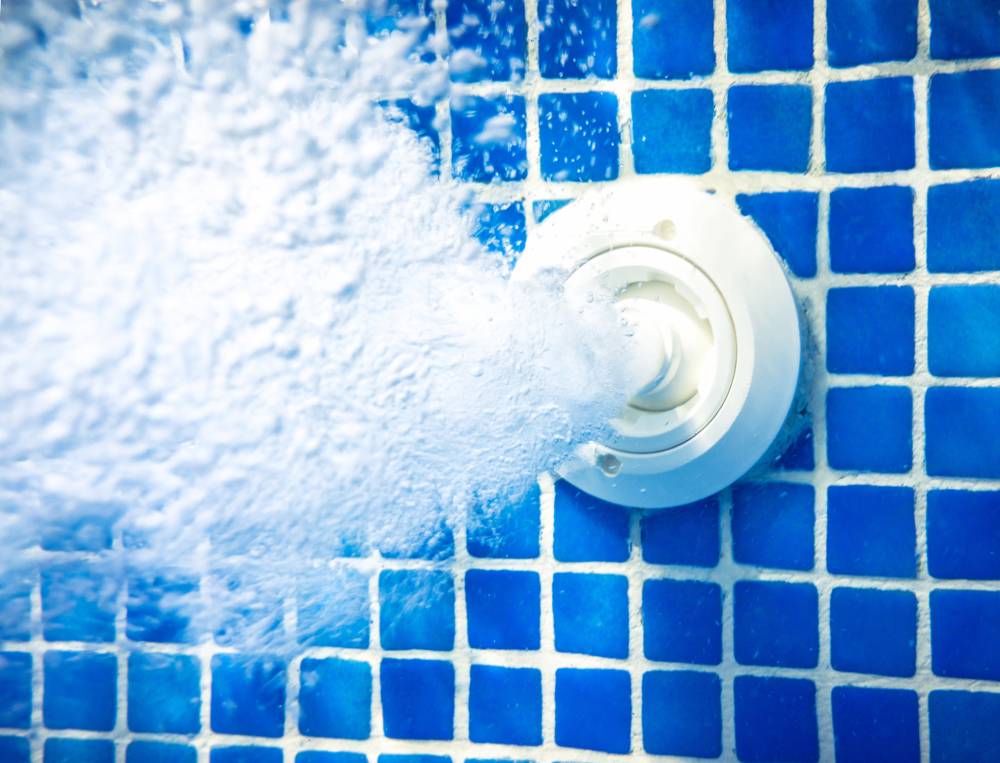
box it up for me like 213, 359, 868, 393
538, 0, 616, 78
0, 653, 31, 729
643, 579, 722, 665
381, 99, 440, 173
825, 78, 915, 173
736, 191, 819, 277
554, 668, 631, 754
378, 511, 453, 560
734, 580, 818, 668
734, 676, 818, 763
0, 571, 32, 642
210, 568, 283, 648
297, 567, 370, 649
42, 561, 118, 643
641, 495, 720, 567
827, 0, 917, 67
928, 179, 1000, 272
832, 686, 920, 763
632, 0, 714, 79
210, 748, 281, 763
928, 489, 1000, 579
379, 757, 446, 763
0, 737, 28, 763
210, 654, 286, 738
465, 570, 540, 650
43, 651, 116, 731
380, 658, 454, 740
826, 286, 915, 375
553, 481, 630, 561
727, 0, 813, 72
631, 88, 713, 174
297, 755, 366, 763
468, 664, 541, 746
299, 658, 371, 740
732, 482, 815, 571
929, 690, 1000, 762
538, 93, 619, 182
773, 426, 816, 470
929, 285, 1000, 377
642, 670, 721, 757
931, 589, 1000, 680
727, 84, 812, 172
467, 484, 540, 559
451, 95, 527, 182
126, 572, 199, 644
826, 386, 913, 473
128, 652, 201, 734
831, 587, 917, 677
39, 502, 116, 552
930, 0, 1000, 59
126, 741, 197, 763
446, 0, 526, 82
379, 570, 454, 651
926, 387, 1000, 477
44, 739, 114, 763
829, 185, 915, 274
531, 198, 571, 222
827, 485, 916, 578
473, 202, 527, 262
931, 70, 1000, 169
554, 572, 628, 658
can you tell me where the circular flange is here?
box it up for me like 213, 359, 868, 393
513, 178, 801, 509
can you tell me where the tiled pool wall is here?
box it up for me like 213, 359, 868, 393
4, 0, 1000, 761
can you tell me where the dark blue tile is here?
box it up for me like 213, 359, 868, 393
380, 570, 454, 651
732, 482, 815, 571
831, 587, 917, 677
727, 0, 813, 72
45, 739, 114, 763
210, 748, 281, 763
381, 99, 440, 172
926, 387, 1000, 477
379, 757, 448, 763
127, 741, 197, 763
553, 573, 628, 658
380, 658, 454, 740
0, 571, 33, 642
553, 481, 630, 561
126, 572, 199, 644
829, 185, 915, 274
451, 95, 527, 182
42, 561, 118, 643
931, 589, 1000, 680
930, 0, 1000, 59
642, 670, 721, 757
929, 179, 1000, 272
128, 652, 201, 733
299, 658, 371, 740
827, 485, 916, 577
825, 78, 915, 173
210, 654, 286, 738
43, 651, 116, 731
297, 567, 369, 648
538, 0, 616, 78
833, 686, 920, 763
554, 668, 630, 754
734, 676, 818, 763
378, 511, 452, 560
531, 198, 571, 223
0, 653, 31, 729
736, 191, 818, 278
727, 84, 812, 172
465, 569, 540, 650
931, 70, 1000, 169
538, 93, 619, 182
734, 580, 818, 668
828, 0, 917, 67
468, 664, 541, 746
297, 754, 366, 763
446, 0, 526, 81
0, 737, 28, 763
633, 0, 714, 79
643, 579, 722, 665
772, 426, 816, 470
641, 495, 720, 567
826, 286, 915, 375
929, 690, 1000, 762
929, 286, 1000, 377
631, 88, 713, 174
473, 202, 527, 263
928, 489, 1000, 579
827, 386, 913, 473
468, 484, 540, 559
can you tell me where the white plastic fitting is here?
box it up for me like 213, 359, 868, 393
513, 178, 801, 509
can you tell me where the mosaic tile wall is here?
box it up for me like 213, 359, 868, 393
4, 0, 1000, 761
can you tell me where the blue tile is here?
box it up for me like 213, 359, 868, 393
468, 485, 540, 559
931, 70, 1000, 169
736, 191, 819, 278
727, 0, 813, 72
211, 569, 283, 648
642, 670, 721, 757
829, 185, 915, 274
734, 676, 818, 763
734, 580, 818, 668
538, 93, 619, 182
380, 570, 454, 651
554, 668, 630, 754
772, 426, 816, 470
210, 654, 286, 738
929, 286, 1000, 377
378, 511, 453, 560
465, 570, 540, 650
826, 286, 915, 375
928, 179, 1000, 272
365, 0, 434, 53
930, 0, 1000, 59
553, 573, 629, 658
210, 748, 281, 763
380, 658, 454, 740
828, 0, 917, 67
0, 653, 31, 729
926, 387, 1000, 477
732, 482, 815, 571
44, 739, 114, 763
643, 579, 722, 665
473, 202, 527, 262
43, 651, 116, 731
831, 587, 917, 677
0, 571, 32, 642
928, 489, 1000, 579
446, 0, 526, 81
299, 658, 371, 740
932, 589, 1000, 680
728, 85, 812, 172
468, 664, 541, 746
128, 652, 201, 733
531, 198, 570, 223
641, 495, 720, 567
538, 0, 616, 78
825, 78, 915, 173
833, 686, 920, 763
127, 742, 197, 763
631, 88, 713, 174
827, 386, 913, 473
298, 755, 366, 763
827, 485, 916, 578
633, 0, 714, 79
553, 481, 630, 561
39, 501, 116, 551
126, 572, 199, 644
42, 561, 118, 643
381, 99, 440, 172
297, 567, 369, 648
451, 95, 527, 182
929, 690, 1000, 762
379, 758, 448, 763
0, 737, 28, 763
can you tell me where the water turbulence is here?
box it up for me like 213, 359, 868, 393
0, 0, 630, 652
